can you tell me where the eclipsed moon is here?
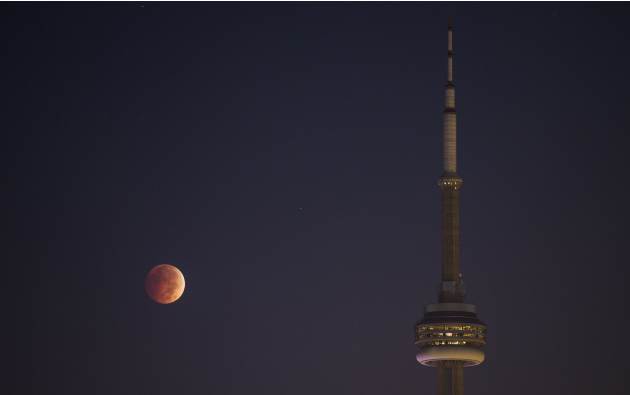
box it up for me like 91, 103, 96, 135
145, 264, 185, 304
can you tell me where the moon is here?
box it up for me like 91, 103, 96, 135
145, 264, 185, 304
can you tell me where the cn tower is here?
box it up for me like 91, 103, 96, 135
414, 20, 487, 395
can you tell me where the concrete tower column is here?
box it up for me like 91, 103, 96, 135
452, 364, 464, 395
437, 363, 464, 395
440, 184, 461, 284
437, 365, 452, 395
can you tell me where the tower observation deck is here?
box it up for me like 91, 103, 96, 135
414, 20, 487, 395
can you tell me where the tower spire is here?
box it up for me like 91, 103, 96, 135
447, 17, 454, 83
444, 19, 457, 174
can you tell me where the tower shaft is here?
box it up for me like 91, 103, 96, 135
440, 184, 461, 285
438, 364, 464, 395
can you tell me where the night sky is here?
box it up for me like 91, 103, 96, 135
5, 3, 630, 394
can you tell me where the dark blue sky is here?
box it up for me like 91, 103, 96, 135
5, 3, 629, 394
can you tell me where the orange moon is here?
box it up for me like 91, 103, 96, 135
145, 264, 185, 304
